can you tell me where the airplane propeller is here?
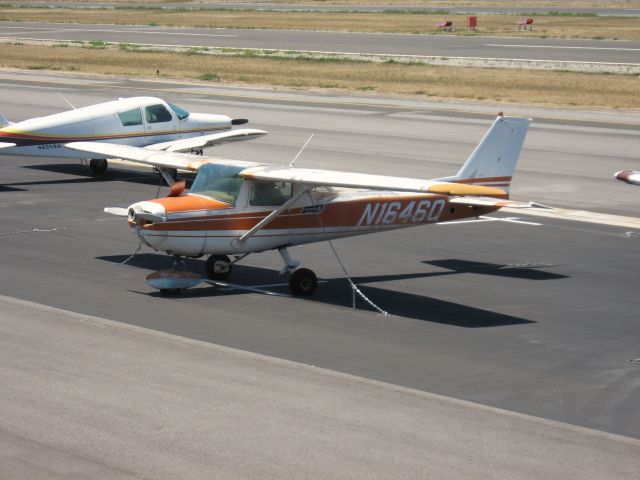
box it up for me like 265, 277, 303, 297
232, 118, 248, 125
104, 207, 128, 216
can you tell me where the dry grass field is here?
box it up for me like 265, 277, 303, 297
0, 8, 639, 41
1, 42, 638, 109
25, 0, 640, 7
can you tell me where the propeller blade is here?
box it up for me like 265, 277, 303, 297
232, 118, 248, 125
104, 207, 128, 216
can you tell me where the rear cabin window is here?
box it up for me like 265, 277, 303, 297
250, 181, 293, 206
145, 104, 173, 124
118, 108, 143, 127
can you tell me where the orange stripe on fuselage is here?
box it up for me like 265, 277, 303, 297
0, 127, 218, 143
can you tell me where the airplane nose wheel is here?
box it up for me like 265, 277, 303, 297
289, 268, 318, 296
205, 255, 232, 280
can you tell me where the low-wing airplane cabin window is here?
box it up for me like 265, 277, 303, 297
189, 163, 245, 205
168, 102, 190, 120
249, 181, 293, 206
118, 108, 143, 127
145, 104, 173, 124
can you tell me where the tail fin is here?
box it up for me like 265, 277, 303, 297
0, 112, 12, 128
439, 115, 531, 196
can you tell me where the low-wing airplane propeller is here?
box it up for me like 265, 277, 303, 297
68, 114, 533, 297
0, 96, 266, 177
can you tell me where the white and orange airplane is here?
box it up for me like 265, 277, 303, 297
67, 114, 532, 296
0, 96, 265, 182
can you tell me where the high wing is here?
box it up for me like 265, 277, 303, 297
66, 141, 509, 197
145, 129, 267, 153
240, 165, 508, 198
66, 141, 259, 172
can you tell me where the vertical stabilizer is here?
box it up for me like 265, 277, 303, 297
0, 112, 12, 128
439, 115, 531, 195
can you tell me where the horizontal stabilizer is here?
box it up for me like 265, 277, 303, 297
146, 128, 267, 153
449, 197, 534, 208
0, 142, 16, 149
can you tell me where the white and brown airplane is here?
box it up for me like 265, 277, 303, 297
0, 96, 265, 182
614, 170, 640, 186
67, 114, 532, 296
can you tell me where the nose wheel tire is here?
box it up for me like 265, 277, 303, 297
205, 255, 232, 280
289, 268, 318, 296
89, 158, 108, 175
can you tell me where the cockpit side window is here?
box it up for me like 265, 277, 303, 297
145, 104, 173, 124
168, 102, 190, 120
249, 181, 293, 206
189, 163, 245, 205
118, 108, 143, 127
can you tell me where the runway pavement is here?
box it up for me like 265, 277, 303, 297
1, 73, 639, 444
1, 21, 639, 65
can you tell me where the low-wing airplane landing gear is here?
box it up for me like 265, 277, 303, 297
89, 158, 108, 175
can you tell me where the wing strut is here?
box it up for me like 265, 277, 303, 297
238, 188, 310, 242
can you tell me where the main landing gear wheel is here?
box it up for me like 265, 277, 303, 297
289, 268, 317, 296
205, 255, 232, 280
89, 158, 108, 175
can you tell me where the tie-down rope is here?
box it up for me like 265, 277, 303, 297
307, 191, 389, 316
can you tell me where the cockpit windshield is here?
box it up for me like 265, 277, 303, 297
189, 163, 244, 204
167, 102, 190, 120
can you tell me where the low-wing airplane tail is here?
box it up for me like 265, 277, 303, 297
0, 112, 12, 128
437, 115, 532, 196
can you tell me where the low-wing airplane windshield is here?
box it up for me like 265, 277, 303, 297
168, 102, 190, 120
190, 164, 244, 204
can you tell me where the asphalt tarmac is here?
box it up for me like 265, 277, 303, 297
3, 295, 639, 479
1, 20, 639, 64
1, 73, 639, 442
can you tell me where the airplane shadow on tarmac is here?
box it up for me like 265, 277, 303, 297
97, 254, 569, 328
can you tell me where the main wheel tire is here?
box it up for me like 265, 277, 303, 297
205, 255, 232, 280
289, 268, 318, 296
89, 158, 108, 175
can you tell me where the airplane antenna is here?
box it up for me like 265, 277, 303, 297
58, 92, 76, 110
289, 134, 314, 167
